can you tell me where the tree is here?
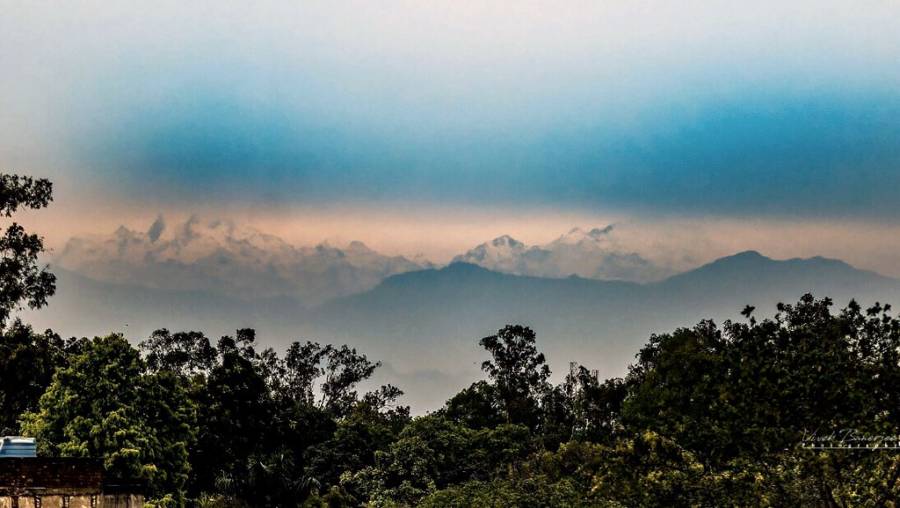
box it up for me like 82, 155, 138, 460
21, 334, 196, 504
189, 330, 274, 501
622, 295, 900, 505
320, 344, 382, 418
441, 380, 504, 430
342, 415, 531, 506
291, 345, 409, 498
479, 325, 551, 428
0, 173, 55, 328
0, 321, 68, 434
173, 329, 408, 505
562, 366, 626, 444
418, 440, 605, 507
141, 329, 216, 378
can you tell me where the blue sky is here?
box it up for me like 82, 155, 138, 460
76, 79, 900, 217
3, 1, 900, 269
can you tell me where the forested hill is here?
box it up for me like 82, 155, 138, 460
312, 251, 900, 408
25, 250, 900, 410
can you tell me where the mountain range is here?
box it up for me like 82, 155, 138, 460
24, 226, 900, 411
55, 218, 672, 308
55, 216, 429, 305
309, 251, 900, 409
453, 226, 672, 282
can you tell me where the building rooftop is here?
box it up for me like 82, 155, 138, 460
0, 437, 36, 458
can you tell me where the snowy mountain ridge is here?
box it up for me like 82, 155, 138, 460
453, 225, 671, 282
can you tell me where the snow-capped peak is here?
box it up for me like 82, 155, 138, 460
553, 225, 615, 246
453, 226, 670, 282
452, 235, 529, 266
56, 215, 430, 304
491, 235, 525, 249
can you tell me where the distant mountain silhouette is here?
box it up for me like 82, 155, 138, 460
23, 251, 900, 411
312, 252, 900, 409
663, 249, 888, 288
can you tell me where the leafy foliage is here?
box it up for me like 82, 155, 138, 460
0, 321, 69, 434
21, 334, 196, 503
0, 173, 55, 328
7, 297, 900, 506
479, 325, 550, 429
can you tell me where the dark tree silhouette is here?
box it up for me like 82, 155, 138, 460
0, 322, 68, 434
0, 173, 55, 328
141, 329, 216, 377
442, 380, 504, 429
480, 325, 550, 428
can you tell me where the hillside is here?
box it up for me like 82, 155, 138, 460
23, 252, 900, 411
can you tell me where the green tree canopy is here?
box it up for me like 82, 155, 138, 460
622, 295, 900, 505
21, 334, 196, 504
0, 321, 68, 434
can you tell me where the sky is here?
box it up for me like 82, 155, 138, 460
3, 1, 900, 273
